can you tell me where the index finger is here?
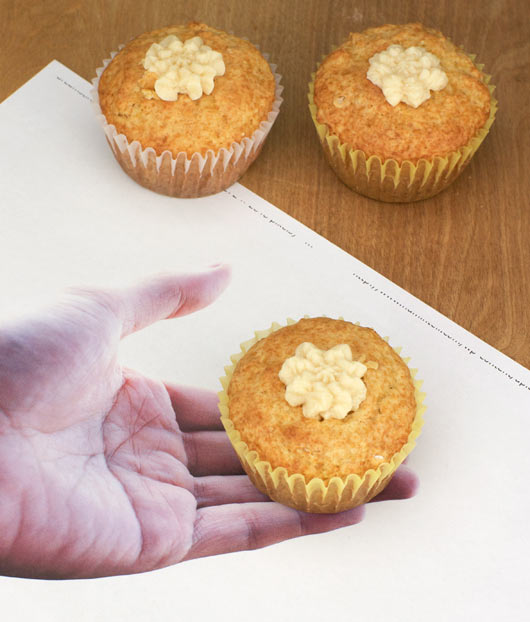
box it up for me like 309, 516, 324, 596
165, 383, 224, 431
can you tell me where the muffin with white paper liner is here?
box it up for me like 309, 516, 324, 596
92, 23, 282, 198
309, 23, 496, 203
219, 317, 426, 514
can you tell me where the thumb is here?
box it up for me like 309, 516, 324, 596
112, 264, 231, 337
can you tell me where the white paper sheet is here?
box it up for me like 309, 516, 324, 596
1, 61, 529, 622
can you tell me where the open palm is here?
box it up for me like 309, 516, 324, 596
0, 266, 418, 579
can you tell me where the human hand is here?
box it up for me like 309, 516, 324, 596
0, 266, 418, 579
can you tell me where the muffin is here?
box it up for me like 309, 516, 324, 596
219, 317, 425, 513
92, 23, 282, 197
309, 23, 497, 202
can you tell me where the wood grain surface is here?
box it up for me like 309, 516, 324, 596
1, 0, 529, 368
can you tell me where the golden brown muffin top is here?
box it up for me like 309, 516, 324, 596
228, 318, 417, 482
314, 23, 491, 163
98, 23, 276, 156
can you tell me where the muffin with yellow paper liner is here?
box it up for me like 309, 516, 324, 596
308, 22, 497, 203
218, 317, 426, 514
92, 22, 282, 198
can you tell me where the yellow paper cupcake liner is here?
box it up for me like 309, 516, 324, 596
218, 319, 426, 513
308, 56, 497, 203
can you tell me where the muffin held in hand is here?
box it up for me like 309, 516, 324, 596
219, 317, 425, 513
93, 23, 282, 198
309, 23, 496, 202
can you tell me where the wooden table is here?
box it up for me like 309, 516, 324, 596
2, 0, 529, 369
